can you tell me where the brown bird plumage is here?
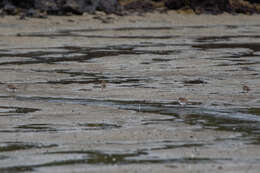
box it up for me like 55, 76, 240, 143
178, 97, 188, 106
101, 80, 106, 91
243, 85, 250, 93
7, 84, 17, 92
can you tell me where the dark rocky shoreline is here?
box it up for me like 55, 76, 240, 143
0, 0, 260, 18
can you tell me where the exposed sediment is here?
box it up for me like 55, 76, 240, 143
0, 10, 260, 173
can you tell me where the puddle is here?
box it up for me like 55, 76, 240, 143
13, 96, 260, 139
193, 42, 260, 52
141, 117, 176, 125
183, 113, 260, 135
239, 108, 260, 116
106, 140, 207, 151
44, 150, 147, 165
0, 166, 33, 173
44, 74, 148, 86
0, 149, 234, 173
0, 106, 40, 116
0, 142, 57, 152
196, 36, 231, 43
58, 26, 176, 33
183, 79, 207, 85
152, 58, 172, 62
78, 123, 121, 130
15, 124, 58, 132
214, 62, 260, 67
0, 44, 180, 66
195, 35, 260, 43
17, 32, 178, 39
0, 122, 121, 133
0, 50, 59, 58
43, 150, 229, 165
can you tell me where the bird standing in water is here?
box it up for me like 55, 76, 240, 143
178, 97, 188, 106
243, 85, 250, 93
7, 84, 17, 92
101, 80, 106, 91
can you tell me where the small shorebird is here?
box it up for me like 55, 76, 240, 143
178, 97, 188, 106
243, 85, 250, 93
7, 84, 17, 92
101, 80, 106, 91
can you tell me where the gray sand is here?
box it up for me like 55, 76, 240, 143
0, 12, 260, 172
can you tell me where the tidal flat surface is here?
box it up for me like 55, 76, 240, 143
0, 13, 260, 172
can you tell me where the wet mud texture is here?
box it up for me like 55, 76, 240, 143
0, 15, 260, 173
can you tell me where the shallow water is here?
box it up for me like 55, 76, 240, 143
0, 22, 260, 172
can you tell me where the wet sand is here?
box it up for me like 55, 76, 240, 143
0, 12, 260, 172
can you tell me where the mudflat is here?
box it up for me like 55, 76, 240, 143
0, 12, 260, 172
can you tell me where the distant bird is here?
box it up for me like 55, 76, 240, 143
178, 97, 188, 106
7, 84, 17, 92
19, 13, 26, 20
101, 80, 106, 91
243, 85, 250, 93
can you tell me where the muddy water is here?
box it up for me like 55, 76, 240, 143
0, 17, 260, 172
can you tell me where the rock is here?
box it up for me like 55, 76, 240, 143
97, 0, 120, 14
165, 0, 185, 10
63, 0, 99, 14
246, 0, 260, 3
164, 0, 260, 14
0, 0, 260, 15
183, 79, 207, 84
0, 8, 5, 17
190, 0, 231, 14
2, 0, 36, 9
34, 0, 58, 13
3, 2, 17, 15
229, 0, 257, 14
26, 8, 48, 18
26, 8, 38, 17
0, 0, 116, 15
123, 0, 155, 12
